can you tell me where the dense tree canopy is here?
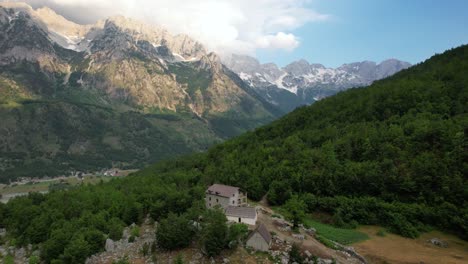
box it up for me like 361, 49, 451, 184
142, 45, 468, 239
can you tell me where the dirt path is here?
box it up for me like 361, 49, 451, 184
353, 226, 468, 264
256, 206, 363, 263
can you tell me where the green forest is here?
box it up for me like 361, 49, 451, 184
0, 45, 466, 263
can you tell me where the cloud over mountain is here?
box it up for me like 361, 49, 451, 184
14, 0, 329, 55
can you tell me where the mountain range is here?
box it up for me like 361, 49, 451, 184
0, 2, 280, 181
0, 2, 410, 181
226, 54, 411, 112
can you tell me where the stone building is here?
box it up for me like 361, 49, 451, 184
205, 184, 247, 209
246, 223, 271, 251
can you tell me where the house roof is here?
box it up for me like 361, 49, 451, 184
225, 206, 256, 219
206, 184, 239, 198
248, 223, 271, 243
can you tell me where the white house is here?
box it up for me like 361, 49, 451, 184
225, 205, 257, 226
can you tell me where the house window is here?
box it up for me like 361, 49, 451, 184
232, 200, 235, 204
238, 217, 241, 223
216, 198, 218, 203
209, 197, 211, 201
209, 203, 211, 207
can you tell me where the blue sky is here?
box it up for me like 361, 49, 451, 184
257, 0, 468, 67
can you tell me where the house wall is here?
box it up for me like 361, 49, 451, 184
246, 232, 270, 251
205, 194, 230, 209
226, 214, 257, 226
205, 189, 244, 208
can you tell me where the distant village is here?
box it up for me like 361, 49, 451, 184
5, 168, 132, 186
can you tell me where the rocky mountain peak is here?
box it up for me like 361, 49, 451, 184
227, 54, 411, 112
284, 59, 312, 76
225, 54, 261, 73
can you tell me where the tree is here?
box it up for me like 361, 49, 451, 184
156, 213, 194, 250
267, 180, 292, 205
226, 223, 248, 248
284, 195, 306, 228
108, 218, 125, 240
62, 235, 91, 264
201, 208, 228, 257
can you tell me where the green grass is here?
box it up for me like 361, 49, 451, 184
303, 216, 369, 245
3, 255, 14, 264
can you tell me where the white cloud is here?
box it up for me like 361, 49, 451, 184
256, 32, 300, 51
15, 0, 329, 55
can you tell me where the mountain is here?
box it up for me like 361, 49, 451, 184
225, 54, 411, 112
0, 3, 281, 182
0, 45, 464, 263
144, 45, 468, 238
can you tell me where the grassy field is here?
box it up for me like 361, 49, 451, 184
354, 226, 468, 264
303, 216, 369, 245
272, 206, 369, 245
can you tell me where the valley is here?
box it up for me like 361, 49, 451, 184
0, 169, 135, 203
0, 2, 281, 182
0, 2, 466, 264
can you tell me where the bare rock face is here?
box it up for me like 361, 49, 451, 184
0, 2, 279, 119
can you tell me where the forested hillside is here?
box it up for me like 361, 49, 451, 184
141, 45, 468, 238
0, 46, 466, 263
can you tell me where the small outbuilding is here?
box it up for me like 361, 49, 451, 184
246, 223, 271, 252
225, 205, 257, 225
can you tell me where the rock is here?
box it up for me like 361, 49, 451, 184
0, 246, 7, 257
15, 247, 26, 258
223, 258, 230, 263
429, 238, 448, 247
122, 227, 130, 240
304, 250, 312, 258
281, 256, 289, 264
292, 233, 305, 240
305, 228, 316, 236
105, 238, 115, 252
189, 252, 201, 260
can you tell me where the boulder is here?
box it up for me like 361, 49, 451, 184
292, 233, 305, 240
429, 238, 448, 248
105, 238, 115, 252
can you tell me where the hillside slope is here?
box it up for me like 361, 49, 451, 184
0, 46, 466, 264
142, 45, 468, 238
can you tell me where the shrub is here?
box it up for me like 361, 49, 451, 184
376, 229, 386, 237
315, 235, 338, 250
131, 226, 140, 237
289, 243, 304, 264
156, 213, 194, 250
